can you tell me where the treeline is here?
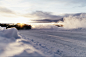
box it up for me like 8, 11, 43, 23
0, 23, 31, 30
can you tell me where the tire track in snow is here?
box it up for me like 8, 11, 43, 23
19, 30, 86, 56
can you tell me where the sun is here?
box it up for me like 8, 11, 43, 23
17, 23, 25, 27
13, 17, 31, 23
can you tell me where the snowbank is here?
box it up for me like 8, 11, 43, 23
0, 27, 20, 39
0, 26, 6, 30
0, 39, 44, 57
0, 27, 45, 57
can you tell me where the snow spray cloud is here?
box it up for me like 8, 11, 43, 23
31, 23, 59, 30
58, 15, 86, 29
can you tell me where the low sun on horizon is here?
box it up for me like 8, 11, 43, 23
12, 17, 32, 23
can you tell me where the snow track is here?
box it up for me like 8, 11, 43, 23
19, 29, 86, 56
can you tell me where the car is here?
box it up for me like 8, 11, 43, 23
55, 24, 63, 27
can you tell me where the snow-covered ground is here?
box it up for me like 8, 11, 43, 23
0, 22, 86, 57
19, 29, 86, 57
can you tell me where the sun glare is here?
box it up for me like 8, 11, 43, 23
32, 25, 35, 28
17, 23, 24, 27
13, 17, 31, 23
51, 22, 55, 25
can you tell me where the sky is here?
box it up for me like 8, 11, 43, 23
0, 0, 86, 23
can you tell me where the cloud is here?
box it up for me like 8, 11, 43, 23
0, 7, 15, 14
48, 0, 86, 4
57, 0, 86, 7
39, 0, 86, 7
0, 0, 32, 8
0, 7, 21, 18
23, 11, 63, 20
31, 0, 86, 5
32, 19, 63, 23
0, 0, 85, 15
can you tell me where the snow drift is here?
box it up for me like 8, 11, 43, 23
0, 27, 20, 39
0, 27, 45, 57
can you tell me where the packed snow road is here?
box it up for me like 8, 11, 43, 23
19, 29, 86, 56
